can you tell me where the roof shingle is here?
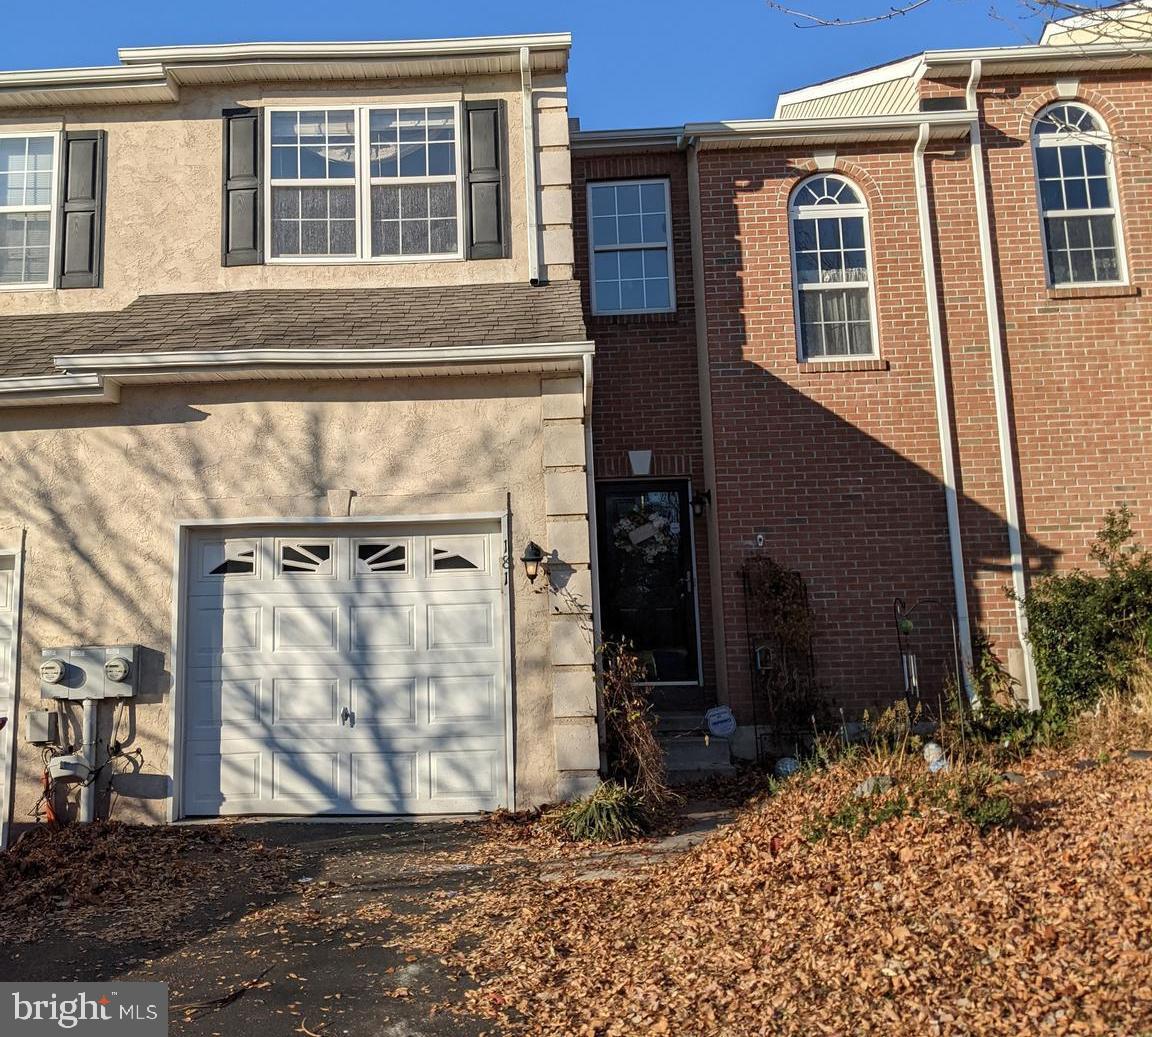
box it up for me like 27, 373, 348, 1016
0, 282, 588, 378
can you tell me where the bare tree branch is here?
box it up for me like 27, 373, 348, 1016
765, 0, 932, 28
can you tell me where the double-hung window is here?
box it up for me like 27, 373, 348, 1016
1032, 102, 1125, 286
789, 174, 878, 360
268, 104, 462, 262
588, 179, 674, 314
0, 134, 57, 289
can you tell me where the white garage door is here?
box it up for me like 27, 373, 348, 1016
181, 524, 509, 816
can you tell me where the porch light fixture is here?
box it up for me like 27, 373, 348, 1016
520, 541, 546, 583
691, 490, 712, 518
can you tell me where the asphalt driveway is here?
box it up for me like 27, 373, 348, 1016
7, 820, 518, 1036
3, 805, 733, 1036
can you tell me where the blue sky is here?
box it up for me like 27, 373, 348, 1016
1, 0, 1051, 128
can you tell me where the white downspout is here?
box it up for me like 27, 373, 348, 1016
966, 59, 1041, 710
520, 46, 542, 285
913, 122, 976, 701
582, 353, 607, 762
79, 698, 97, 822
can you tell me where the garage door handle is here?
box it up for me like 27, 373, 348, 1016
340, 706, 351, 725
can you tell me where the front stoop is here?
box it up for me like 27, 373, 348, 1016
657, 712, 735, 784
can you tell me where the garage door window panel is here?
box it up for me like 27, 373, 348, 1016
354, 540, 410, 575
278, 541, 334, 576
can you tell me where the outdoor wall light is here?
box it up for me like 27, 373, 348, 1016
691, 490, 712, 518
520, 541, 546, 583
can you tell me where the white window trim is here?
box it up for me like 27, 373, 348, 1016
0, 131, 59, 292
788, 174, 881, 362
587, 178, 676, 316
263, 102, 465, 266
1031, 102, 1128, 289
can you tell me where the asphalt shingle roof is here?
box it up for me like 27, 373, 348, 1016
0, 282, 588, 378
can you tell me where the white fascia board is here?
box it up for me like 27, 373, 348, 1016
0, 63, 167, 86
684, 108, 974, 144
118, 34, 572, 65
0, 372, 118, 407
55, 341, 596, 375
923, 40, 1152, 72
774, 56, 925, 115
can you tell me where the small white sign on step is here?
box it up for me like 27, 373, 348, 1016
705, 706, 737, 739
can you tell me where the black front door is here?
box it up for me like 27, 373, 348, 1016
596, 481, 700, 686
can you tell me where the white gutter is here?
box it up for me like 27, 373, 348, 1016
686, 138, 730, 702
521, 46, 542, 285
913, 122, 975, 701
55, 341, 595, 374
924, 40, 1152, 72
685, 109, 973, 141
966, 60, 1040, 710
581, 353, 606, 760
0, 373, 119, 407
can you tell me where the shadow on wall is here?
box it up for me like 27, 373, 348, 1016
702, 149, 1058, 720
1, 376, 550, 825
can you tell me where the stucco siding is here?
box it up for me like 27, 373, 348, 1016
1, 374, 579, 825
0, 73, 573, 316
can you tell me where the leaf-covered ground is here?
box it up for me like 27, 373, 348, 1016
402, 753, 1152, 1036
0, 821, 299, 944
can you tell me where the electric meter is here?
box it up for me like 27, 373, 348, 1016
104, 656, 131, 683
39, 659, 66, 685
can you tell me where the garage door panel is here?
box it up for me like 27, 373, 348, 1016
190, 606, 261, 657
428, 674, 497, 724
349, 676, 418, 724
430, 749, 498, 799
186, 750, 261, 808
183, 525, 509, 817
350, 751, 418, 802
272, 751, 341, 801
273, 606, 340, 652
350, 605, 416, 650
273, 677, 340, 723
187, 675, 263, 729
427, 602, 494, 649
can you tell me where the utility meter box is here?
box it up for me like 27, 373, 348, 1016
24, 709, 58, 745
39, 645, 139, 701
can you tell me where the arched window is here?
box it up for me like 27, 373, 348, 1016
1033, 103, 1125, 285
789, 175, 878, 359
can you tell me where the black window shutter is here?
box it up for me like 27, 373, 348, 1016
57, 131, 106, 289
463, 100, 507, 260
222, 107, 262, 266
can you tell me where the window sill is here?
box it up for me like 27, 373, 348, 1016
592, 309, 680, 323
796, 358, 889, 374
1047, 284, 1140, 300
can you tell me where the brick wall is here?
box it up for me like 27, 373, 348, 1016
577, 69, 1152, 724
696, 145, 959, 718
572, 147, 717, 699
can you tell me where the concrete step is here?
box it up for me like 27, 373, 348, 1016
660, 733, 733, 773
655, 710, 709, 735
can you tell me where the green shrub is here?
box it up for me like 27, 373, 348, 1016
1018, 507, 1152, 714
804, 788, 911, 842
930, 765, 1014, 832
547, 782, 648, 843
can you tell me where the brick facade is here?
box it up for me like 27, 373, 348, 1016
572, 147, 717, 705
576, 65, 1152, 725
